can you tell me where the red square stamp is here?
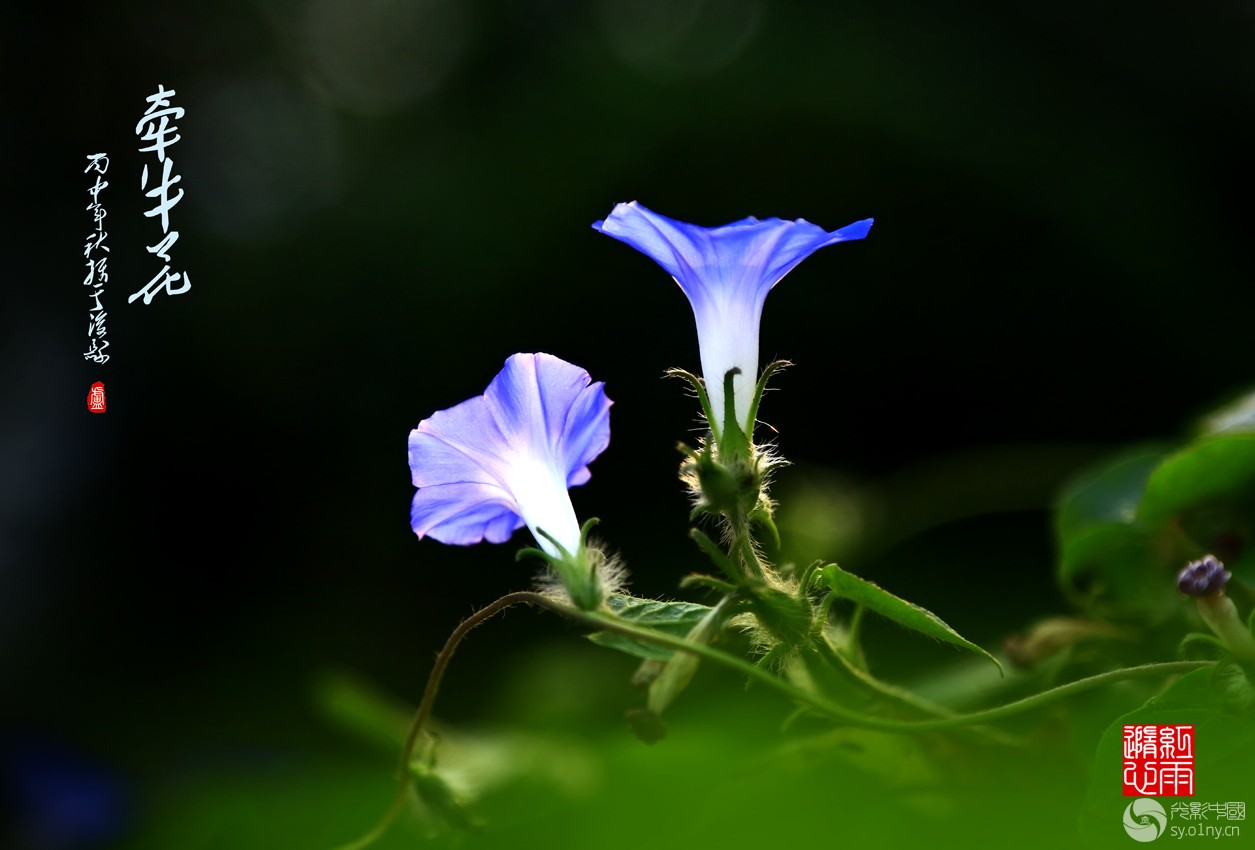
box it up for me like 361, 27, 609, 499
1123, 724, 1195, 796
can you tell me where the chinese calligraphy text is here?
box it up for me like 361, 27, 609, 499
84, 153, 110, 362
132, 84, 190, 305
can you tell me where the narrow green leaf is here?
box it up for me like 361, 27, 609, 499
588, 595, 713, 661
815, 564, 1002, 674
679, 573, 738, 595
689, 527, 740, 582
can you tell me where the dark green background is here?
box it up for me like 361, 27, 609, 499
5, 1, 1254, 847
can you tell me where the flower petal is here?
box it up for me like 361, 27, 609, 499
408, 353, 611, 554
741, 216, 874, 288
484, 358, 567, 452
593, 202, 874, 309
557, 377, 612, 488
410, 481, 523, 545
592, 201, 709, 291
408, 381, 515, 487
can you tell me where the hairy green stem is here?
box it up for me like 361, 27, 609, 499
336, 590, 1211, 850
815, 637, 961, 720
332, 591, 542, 850
728, 510, 765, 582
560, 599, 1210, 733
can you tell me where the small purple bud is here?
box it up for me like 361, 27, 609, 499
1177, 555, 1231, 597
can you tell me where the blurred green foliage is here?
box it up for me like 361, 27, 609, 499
1057, 429, 1255, 626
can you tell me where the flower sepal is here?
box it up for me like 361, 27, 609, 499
516, 518, 606, 611
682, 440, 760, 522
666, 367, 719, 443
744, 359, 790, 443
714, 367, 752, 463
675, 369, 762, 521
681, 364, 793, 527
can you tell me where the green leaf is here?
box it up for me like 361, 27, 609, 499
1138, 432, 1255, 526
1054, 446, 1165, 544
588, 595, 713, 661
1056, 522, 1177, 619
689, 527, 741, 583
814, 564, 1002, 674
1138, 432, 1255, 587
1052, 448, 1178, 618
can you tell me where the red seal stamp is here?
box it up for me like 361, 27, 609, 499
87, 381, 106, 414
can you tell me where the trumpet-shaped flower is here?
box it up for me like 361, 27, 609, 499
408, 353, 611, 560
592, 202, 872, 437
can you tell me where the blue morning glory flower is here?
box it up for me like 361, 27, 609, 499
592, 202, 872, 437
408, 353, 611, 561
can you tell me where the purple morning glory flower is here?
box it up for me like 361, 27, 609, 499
593, 202, 872, 437
408, 353, 611, 559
